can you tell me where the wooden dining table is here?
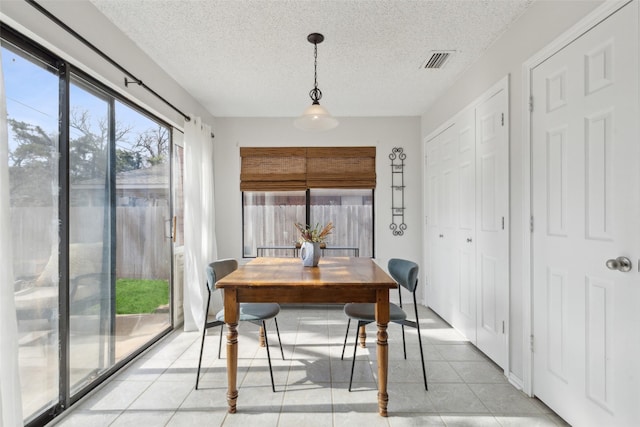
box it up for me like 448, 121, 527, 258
215, 256, 397, 416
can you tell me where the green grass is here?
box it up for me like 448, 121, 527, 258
116, 278, 169, 314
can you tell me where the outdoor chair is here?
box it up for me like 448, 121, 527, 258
195, 258, 284, 391
340, 258, 428, 391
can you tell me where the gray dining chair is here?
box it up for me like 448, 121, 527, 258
340, 258, 427, 391
195, 258, 284, 391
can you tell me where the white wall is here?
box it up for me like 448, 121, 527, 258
1, 0, 215, 129
212, 116, 423, 292
420, 0, 603, 385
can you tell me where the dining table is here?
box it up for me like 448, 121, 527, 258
215, 256, 397, 416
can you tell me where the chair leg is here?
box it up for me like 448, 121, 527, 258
401, 323, 407, 359
195, 323, 208, 390
413, 303, 428, 391
341, 318, 351, 360
262, 320, 276, 393
195, 295, 211, 390
217, 323, 224, 359
348, 321, 362, 392
273, 317, 285, 360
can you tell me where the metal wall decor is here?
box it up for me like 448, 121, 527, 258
389, 147, 407, 236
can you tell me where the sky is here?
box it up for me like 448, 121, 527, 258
2, 45, 163, 154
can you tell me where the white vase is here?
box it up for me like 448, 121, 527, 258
300, 242, 321, 267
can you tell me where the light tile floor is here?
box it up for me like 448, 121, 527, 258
50, 305, 569, 427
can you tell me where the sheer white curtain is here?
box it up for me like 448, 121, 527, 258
183, 117, 218, 331
0, 49, 24, 426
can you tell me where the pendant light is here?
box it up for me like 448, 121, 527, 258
294, 33, 339, 131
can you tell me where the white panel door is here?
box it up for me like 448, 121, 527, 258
475, 89, 509, 368
425, 132, 444, 316
438, 125, 459, 324
531, 3, 639, 426
453, 110, 477, 342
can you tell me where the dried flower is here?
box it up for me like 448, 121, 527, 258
294, 222, 334, 243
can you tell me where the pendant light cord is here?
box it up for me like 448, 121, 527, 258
314, 43, 318, 91
309, 41, 322, 104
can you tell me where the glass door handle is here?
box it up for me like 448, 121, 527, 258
172, 216, 177, 242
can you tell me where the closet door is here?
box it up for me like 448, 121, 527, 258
475, 89, 509, 368
424, 79, 509, 370
425, 134, 439, 314
453, 110, 477, 342
438, 125, 459, 323
425, 128, 446, 318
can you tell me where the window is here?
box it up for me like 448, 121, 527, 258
243, 191, 306, 257
241, 147, 375, 258
310, 188, 373, 257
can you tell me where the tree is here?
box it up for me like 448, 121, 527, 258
130, 126, 169, 167
7, 119, 57, 206
116, 149, 143, 173
7, 108, 170, 205
68, 108, 135, 180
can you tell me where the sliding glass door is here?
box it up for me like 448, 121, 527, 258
2, 27, 173, 426
68, 76, 114, 394
3, 36, 61, 423
113, 100, 171, 361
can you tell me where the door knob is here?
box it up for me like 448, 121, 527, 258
605, 256, 632, 272
466, 238, 473, 243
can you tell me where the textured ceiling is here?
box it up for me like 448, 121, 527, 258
89, 0, 533, 118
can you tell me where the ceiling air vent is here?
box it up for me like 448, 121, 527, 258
421, 51, 454, 69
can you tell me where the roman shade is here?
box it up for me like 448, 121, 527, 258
240, 147, 307, 191
240, 146, 376, 191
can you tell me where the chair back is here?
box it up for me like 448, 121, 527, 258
388, 258, 419, 293
205, 259, 238, 316
206, 259, 238, 292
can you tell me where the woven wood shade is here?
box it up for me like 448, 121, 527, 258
240, 147, 376, 191
307, 147, 376, 188
240, 147, 307, 191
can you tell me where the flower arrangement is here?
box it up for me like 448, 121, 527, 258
294, 222, 334, 243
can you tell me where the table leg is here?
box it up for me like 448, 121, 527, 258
225, 290, 239, 413
259, 326, 265, 347
359, 325, 367, 348
375, 289, 390, 417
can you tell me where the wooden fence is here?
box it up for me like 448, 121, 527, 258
11, 207, 170, 280
12, 203, 373, 280
243, 204, 373, 257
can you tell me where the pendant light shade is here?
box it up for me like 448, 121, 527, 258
295, 33, 338, 131
294, 103, 339, 131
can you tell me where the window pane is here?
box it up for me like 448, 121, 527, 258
243, 191, 305, 257
3, 43, 60, 423
310, 189, 373, 257
68, 77, 113, 394
114, 101, 171, 361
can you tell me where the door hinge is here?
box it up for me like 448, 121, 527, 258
501, 113, 505, 126
502, 321, 505, 334
530, 335, 535, 352
529, 95, 534, 112
501, 216, 505, 230
530, 216, 534, 233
